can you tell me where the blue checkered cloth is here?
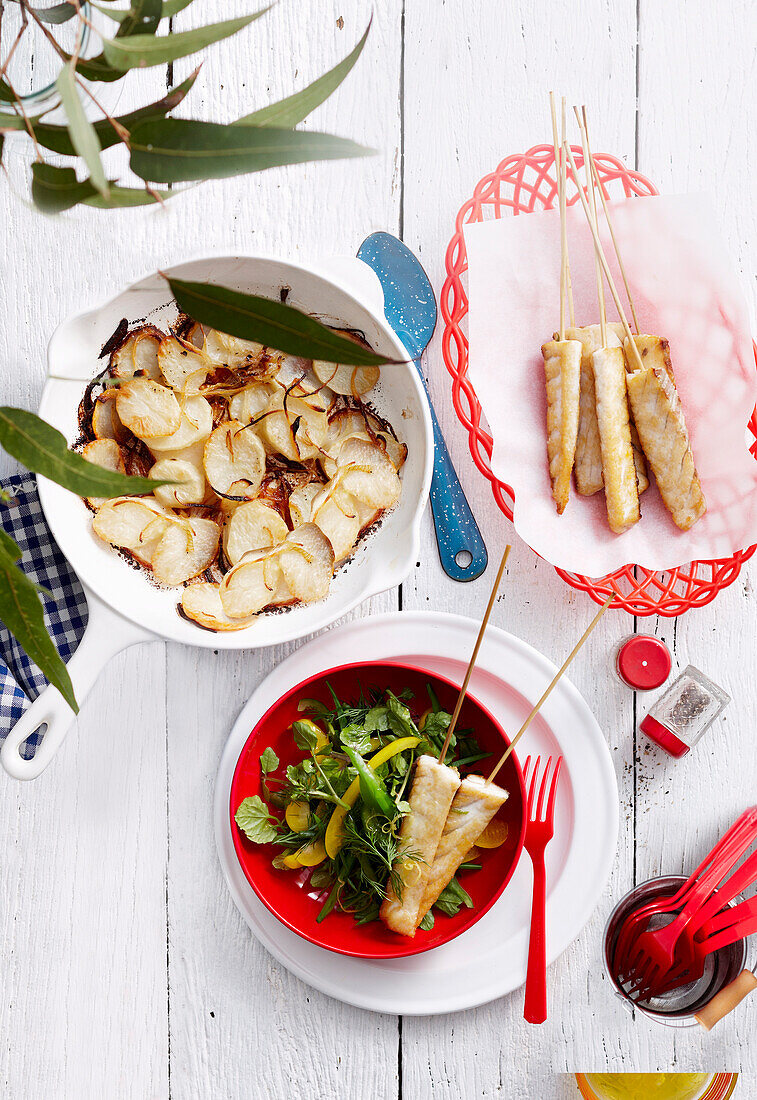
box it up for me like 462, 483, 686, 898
0, 475, 88, 758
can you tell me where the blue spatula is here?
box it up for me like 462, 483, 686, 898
357, 232, 488, 581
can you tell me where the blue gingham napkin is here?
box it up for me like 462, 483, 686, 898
0, 475, 88, 758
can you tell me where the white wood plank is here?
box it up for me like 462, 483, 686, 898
400, 0, 638, 1092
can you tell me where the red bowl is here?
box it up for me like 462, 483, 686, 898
229, 660, 527, 959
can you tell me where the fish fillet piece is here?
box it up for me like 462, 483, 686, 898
380, 756, 461, 937
592, 346, 641, 534
624, 334, 675, 383
567, 325, 620, 496
415, 774, 509, 927
628, 421, 650, 494
626, 364, 706, 530
541, 338, 582, 513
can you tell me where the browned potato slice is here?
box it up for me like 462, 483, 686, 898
82, 438, 125, 508
259, 395, 328, 462
147, 395, 213, 454
150, 457, 206, 508
336, 437, 401, 510
203, 329, 266, 369
312, 332, 380, 397
151, 517, 220, 586
311, 486, 361, 562
92, 393, 129, 443
288, 483, 321, 527
116, 378, 181, 439
219, 551, 281, 618
203, 421, 266, 500
275, 523, 335, 602
223, 500, 289, 566
110, 327, 162, 380
229, 383, 277, 425
181, 582, 254, 631
157, 335, 210, 392
92, 496, 168, 552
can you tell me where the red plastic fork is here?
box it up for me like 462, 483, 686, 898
623, 822, 757, 1001
613, 807, 757, 971
523, 754, 563, 1025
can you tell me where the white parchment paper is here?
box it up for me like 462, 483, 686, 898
464, 195, 757, 573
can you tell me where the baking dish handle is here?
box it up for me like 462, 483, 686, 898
1, 590, 155, 781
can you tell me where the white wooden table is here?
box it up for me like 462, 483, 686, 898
1, 2, 755, 1097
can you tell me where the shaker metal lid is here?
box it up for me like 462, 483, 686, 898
616, 635, 672, 690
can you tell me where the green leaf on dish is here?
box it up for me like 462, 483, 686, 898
259, 747, 279, 774
234, 795, 278, 844
0, 529, 77, 713
0, 408, 167, 497
164, 277, 393, 366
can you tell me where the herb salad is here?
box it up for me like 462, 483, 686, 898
234, 681, 496, 930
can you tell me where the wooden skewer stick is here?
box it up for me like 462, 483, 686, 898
574, 105, 606, 346
563, 142, 646, 374
549, 93, 567, 341
561, 96, 575, 328
581, 108, 641, 335
437, 544, 512, 765
486, 593, 614, 782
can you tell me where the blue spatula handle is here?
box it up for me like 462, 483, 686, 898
424, 387, 488, 580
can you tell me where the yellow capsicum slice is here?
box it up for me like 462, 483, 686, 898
324, 736, 420, 858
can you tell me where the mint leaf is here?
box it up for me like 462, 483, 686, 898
259, 747, 279, 774
434, 877, 474, 917
292, 719, 319, 752
364, 705, 389, 733
234, 795, 278, 844
386, 692, 418, 738
339, 723, 372, 755
418, 910, 435, 931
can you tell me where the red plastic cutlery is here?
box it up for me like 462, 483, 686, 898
523, 754, 563, 1025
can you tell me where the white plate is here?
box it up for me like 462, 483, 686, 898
214, 611, 619, 1015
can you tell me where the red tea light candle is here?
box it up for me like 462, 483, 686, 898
640, 665, 731, 758
614, 635, 671, 690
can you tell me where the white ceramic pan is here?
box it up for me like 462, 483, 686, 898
1, 255, 433, 780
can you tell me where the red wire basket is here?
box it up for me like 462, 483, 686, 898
441, 144, 757, 617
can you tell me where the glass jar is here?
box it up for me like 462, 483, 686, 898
574, 1073, 739, 1100
614, 634, 672, 690
639, 665, 730, 757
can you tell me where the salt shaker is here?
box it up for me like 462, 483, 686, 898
640, 665, 731, 758
614, 635, 671, 691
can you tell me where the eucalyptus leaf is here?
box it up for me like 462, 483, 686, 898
0, 408, 167, 497
130, 118, 372, 183
93, 0, 194, 20
165, 277, 394, 366
30, 68, 199, 156
31, 163, 100, 213
103, 9, 269, 70
56, 61, 109, 196
115, 0, 162, 39
84, 184, 174, 208
0, 531, 77, 713
62, 51, 123, 83
32, 2, 77, 24
235, 19, 370, 129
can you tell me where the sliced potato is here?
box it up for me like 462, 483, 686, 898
220, 551, 280, 618
92, 393, 129, 443
110, 326, 162, 380
93, 496, 167, 552
323, 407, 369, 452
223, 500, 289, 566
311, 486, 361, 562
275, 523, 335, 602
147, 395, 213, 455
229, 382, 277, 425
150, 457, 206, 508
312, 331, 380, 397
181, 581, 254, 631
151, 516, 220, 586
116, 378, 181, 440
336, 436, 401, 510
260, 395, 328, 462
131, 515, 171, 567
203, 421, 266, 500
288, 483, 321, 527
82, 438, 126, 508
203, 329, 266, 370
157, 335, 210, 392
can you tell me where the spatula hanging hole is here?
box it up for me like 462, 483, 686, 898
455, 550, 473, 570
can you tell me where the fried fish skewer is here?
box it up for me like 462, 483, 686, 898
380, 755, 461, 937
626, 363, 706, 530
592, 345, 641, 533
415, 774, 509, 927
